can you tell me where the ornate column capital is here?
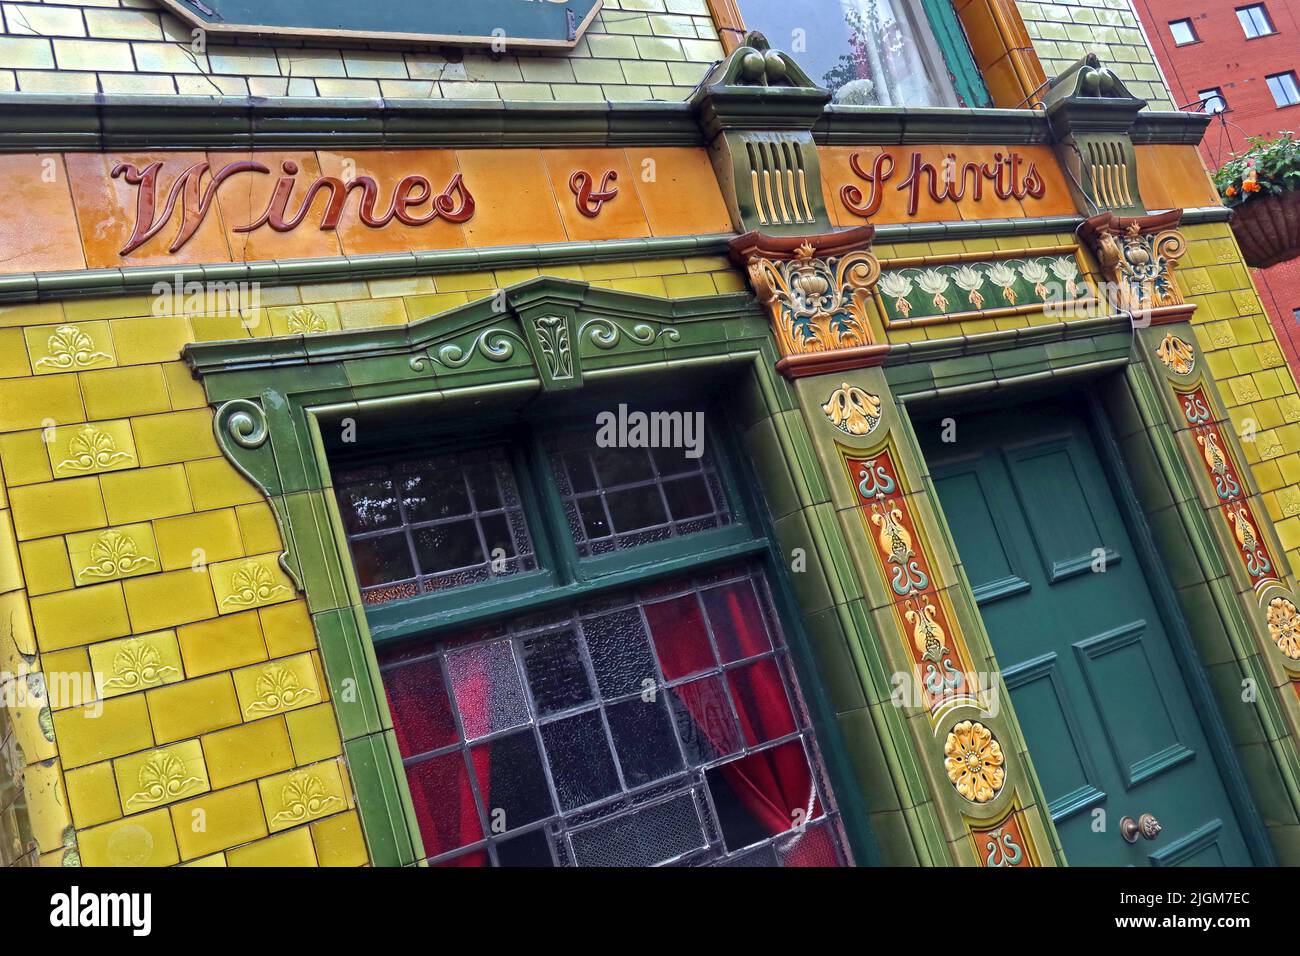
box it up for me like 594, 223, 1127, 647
729, 225, 886, 378
1077, 208, 1192, 322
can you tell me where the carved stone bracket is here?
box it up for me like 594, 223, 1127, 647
730, 225, 885, 378
1077, 208, 1192, 323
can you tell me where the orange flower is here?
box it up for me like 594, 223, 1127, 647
1225, 185, 1237, 196
1243, 180, 1261, 192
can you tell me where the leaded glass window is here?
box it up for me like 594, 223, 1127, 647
378, 564, 850, 867
334, 446, 536, 605
546, 427, 732, 557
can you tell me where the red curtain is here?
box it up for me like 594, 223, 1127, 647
655, 585, 821, 837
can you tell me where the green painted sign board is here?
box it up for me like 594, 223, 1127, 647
163, 0, 603, 48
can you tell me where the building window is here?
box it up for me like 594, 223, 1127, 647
1267, 72, 1300, 107
338, 414, 852, 867
1199, 88, 1228, 113
1236, 4, 1276, 38
1293, 307, 1300, 325
1169, 19, 1198, 44
545, 427, 731, 557
735, 0, 959, 106
335, 447, 537, 605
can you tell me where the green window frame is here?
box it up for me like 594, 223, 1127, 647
338, 406, 762, 646
184, 276, 881, 866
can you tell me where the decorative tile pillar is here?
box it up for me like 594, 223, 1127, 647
731, 226, 1061, 866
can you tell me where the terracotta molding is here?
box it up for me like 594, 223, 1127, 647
1145, 303, 1199, 326
729, 225, 882, 363
705, 0, 746, 52
775, 344, 892, 378
1077, 208, 1190, 315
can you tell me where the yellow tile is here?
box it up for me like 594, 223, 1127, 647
107, 315, 193, 366
65, 760, 123, 829
45, 421, 138, 478
9, 476, 105, 541
17, 537, 73, 596
63, 295, 155, 323
434, 270, 496, 293
258, 601, 317, 658
285, 702, 342, 764
23, 321, 117, 375
177, 609, 267, 677
233, 653, 322, 720
30, 581, 131, 651
101, 464, 194, 525
170, 782, 267, 860
0, 588, 36, 666
41, 646, 91, 709
185, 457, 263, 510
211, 553, 296, 615
79, 807, 179, 867
311, 810, 368, 866
122, 567, 217, 633
258, 760, 348, 833
267, 303, 342, 336
183, 853, 227, 867
0, 430, 53, 486
66, 523, 160, 586
146, 673, 241, 743
235, 502, 283, 555
89, 631, 185, 699
161, 361, 209, 410
337, 298, 407, 330
156, 509, 244, 567
402, 292, 472, 322
114, 740, 210, 814
0, 373, 84, 431
0, 300, 64, 329
226, 826, 316, 867
0, 327, 31, 378
22, 758, 72, 854
130, 409, 221, 467
50, 692, 153, 769
662, 273, 717, 298
154, 508, 244, 571
0, 508, 21, 594
79, 364, 171, 420
201, 715, 294, 790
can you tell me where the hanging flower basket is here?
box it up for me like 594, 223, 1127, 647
1214, 133, 1300, 269
1230, 190, 1300, 268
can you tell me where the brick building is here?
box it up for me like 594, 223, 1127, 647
1132, 0, 1300, 366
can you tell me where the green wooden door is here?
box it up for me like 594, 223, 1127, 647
923, 399, 1253, 866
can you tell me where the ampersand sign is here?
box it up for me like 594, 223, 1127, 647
569, 169, 619, 218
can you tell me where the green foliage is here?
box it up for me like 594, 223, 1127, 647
1212, 132, 1300, 206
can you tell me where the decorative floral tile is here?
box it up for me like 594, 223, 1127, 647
66, 523, 160, 586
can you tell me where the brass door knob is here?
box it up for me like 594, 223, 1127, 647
1119, 813, 1162, 843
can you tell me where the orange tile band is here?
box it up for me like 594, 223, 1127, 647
819, 144, 1080, 225
3, 147, 732, 276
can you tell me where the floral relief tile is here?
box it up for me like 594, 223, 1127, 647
257, 759, 349, 833
88, 631, 185, 700
23, 321, 117, 375
233, 653, 322, 720
113, 740, 210, 815
66, 522, 160, 586
210, 553, 296, 615
45, 421, 138, 478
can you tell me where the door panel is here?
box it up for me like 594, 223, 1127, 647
924, 399, 1252, 866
